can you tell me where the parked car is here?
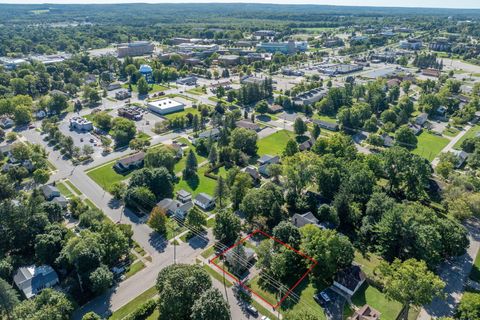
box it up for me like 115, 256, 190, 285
261, 316, 271, 320
246, 305, 258, 316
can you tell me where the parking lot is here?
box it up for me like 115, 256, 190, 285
58, 116, 104, 158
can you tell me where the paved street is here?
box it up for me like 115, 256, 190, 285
418, 218, 480, 319
431, 124, 471, 167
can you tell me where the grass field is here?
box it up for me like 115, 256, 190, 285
454, 125, 480, 150
122, 83, 168, 93
186, 88, 206, 95
312, 113, 337, 124
442, 127, 460, 138
349, 283, 402, 320
203, 264, 233, 288
84, 198, 100, 211
354, 251, 382, 279
56, 182, 73, 198
469, 248, 480, 282
257, 130, 295, 156
175, 165, 217, 196
201, 245, 215, 259
412, 132, 449, 161
109, 286, 157, 320
86, 159, 133, 191
65, 180, 82, 196
164, 107, 200, 120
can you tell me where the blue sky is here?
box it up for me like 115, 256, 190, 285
0, 0, 479, 9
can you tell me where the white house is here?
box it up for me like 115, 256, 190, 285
193, 193, 215, 210
13, 265, 59, 299
333, 265, 366, 296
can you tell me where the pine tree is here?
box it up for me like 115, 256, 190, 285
184, 150, 198, 178
208, 145, 218, 165
215, 176, 228, 208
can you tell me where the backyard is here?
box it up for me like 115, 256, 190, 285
346, 283, 403, 320
257, 130, 295, 156
454, 125, 480, 149
86, 159, 133, 192
412, 132, 449, 161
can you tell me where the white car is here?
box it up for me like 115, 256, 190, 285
261, 317, 271, 320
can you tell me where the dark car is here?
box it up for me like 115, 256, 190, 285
246, 305, 258, 317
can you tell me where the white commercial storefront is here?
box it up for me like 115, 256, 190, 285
147, 98, 185, 115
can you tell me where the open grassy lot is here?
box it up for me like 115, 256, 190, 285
442, 127, 460, 138
469, 248, 480, 282
109, 286, 157, 320
86, 159, 133, 192
257, 130, 295, 156
312, 113, 337, 124
186, 87, 206, 95
354, 251, 382, 279
173, 137, 207, 174
122, 83, 168, 93
412, 132, 449, 161
349, 283, 402, 320
454, 125, 480, 150
201, 245, 215, 259
164, 107, 200, 120
175, 165, 217, 196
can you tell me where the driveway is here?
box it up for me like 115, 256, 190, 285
317, 288, 346, 320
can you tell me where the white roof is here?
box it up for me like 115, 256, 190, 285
147, 98, 184, 110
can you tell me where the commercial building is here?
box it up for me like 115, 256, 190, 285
253, 30, 277, 39
147, 99, 185, 115
118, 106, 143, 121
115, 90, 131, 100
218, 54, 240, 66
256, 41, 296, 54
399, 39, 423, 50
117, 41, 154, 58
0, 57, 27, 70
318, 64, 363, 75
29, 53, 71, 65
69, 116, 93, 131
429, 38, 451, 52
176, 76, 197, 86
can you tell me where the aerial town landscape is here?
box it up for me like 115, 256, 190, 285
0, 2, 480, 320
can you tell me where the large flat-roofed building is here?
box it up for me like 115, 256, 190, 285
29, 53, 71, 65
117, 41, 154, 58
176, 76, 198, 86
0, 57, 28, 70
69, 116, 93, 131
218, 54, 240, 66
399, 39, 423, 50
256, 41, 296, 54
147, 99, 185, 115
318, 64, 363, 75
293, 88, 327, 106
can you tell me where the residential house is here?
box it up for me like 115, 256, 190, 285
312, 119, 339, 131
422, 68, 441, 78
349, 305, 381, 320
13, 265, 59, 299
194, 193, 215, 210
0, 117, 14, 129
114, 152, 145, 172
334, 265, 366, 296
450, 149, 468, 168
242, 166, 261, 183
156, 198, 194, 220
415, 113, 429, 126
225, 247, 256, 269
299, 139, 314, 152
115, 90, 132, 100
381, 133, 394, 147
257, 154, 280, 166
408, 123, 422, 136
269, 104, 284, 114
52, 195, 68, 208
291, 212, 321, 228
193, 128, 221, 144
176, 189, 192, 203
235, 120, 261, 132
42, 185, 60, 200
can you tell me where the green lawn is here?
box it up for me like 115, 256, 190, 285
203, 264, 233, 287
109, 286, 157, 320
137, 131, 151, 141
56, 182, 73, 198
125, 260, 146, 279
442, 127, 460, 138
175, 166, 217, 196
312, 113, 337, 124
354, 251, 382, 279
186, 88, 206, 95
201, 245, 215, 259
164, 107, 200, 120
64, 180, 82, 196
412, 132, 449, 161
84, 198, 100, 211
165, 218, 186, 240
122, 83, 168, 93
469, 248, 480, 282
257, 130, 295, 156
454, 125, 480, 150
86, 159, 133, 192
349, 283, 402, 320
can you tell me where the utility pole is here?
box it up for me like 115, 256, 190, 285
173, 225, 177, 264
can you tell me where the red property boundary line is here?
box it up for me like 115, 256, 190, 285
210, 229, 318, 309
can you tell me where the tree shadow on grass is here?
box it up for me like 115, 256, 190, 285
295, 135, 309, 144
184, 174, 199, 191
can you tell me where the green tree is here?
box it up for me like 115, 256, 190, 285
293, 117, 307, 135
111, 117, 136, 147
255, 100, 269, 115
208, 145, 218, 165
378, 258, 445, 319
213, 210, 241, 246
47, 93, 68, 115
284, 309, 319, 320
215, 176, 228, 208
124, 186, 156, 211
190, 288, 230, 320
395, 125, 417, 149
35, 224, 69, 265
129, 167, 173, 199
230, 127, 258, 156
13, 105, 32, 125
156, 264, 212, 320
311, 123, 321, 140
32, 168, 50, 185
148, 207, 168, 235
82, 312, 101, 320
0, 278, 19, 320
144, 146, 176, 173
284, 138, 299, 157
137, 77, 149, 95
13, 289, 74, 320
457, 291, 480, 320
183, 150, 198, 178
186, 207, 206, 234
110, 182, 127, 202
89, 265, 114, 294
